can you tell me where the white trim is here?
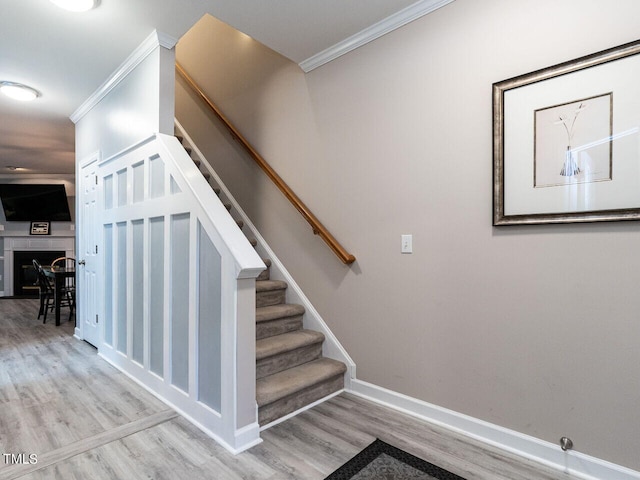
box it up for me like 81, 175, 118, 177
232, 422, 263, 453
70, 30, 177, 123
299, 0, 455, 72
99, 135, 155, 167
259, 389, 344, 431
349, 379, 640, 480
79, 151, 101, 169
75, 150, 101, 344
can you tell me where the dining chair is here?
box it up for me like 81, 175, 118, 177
51, 256, 76, 270
32, 259, 52, 320
33, 258, 75, 323
51, 257, 76, 292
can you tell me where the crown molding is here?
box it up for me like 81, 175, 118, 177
70, 30, 177, 123
299, 0, 455, 73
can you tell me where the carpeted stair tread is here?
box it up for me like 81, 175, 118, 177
256, 358, 347, 407
256, 303, 304, 323
256, 279, 287, 307
256, 280, 287, 292
256, 329, 324, 360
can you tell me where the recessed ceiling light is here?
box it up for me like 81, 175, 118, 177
50, 0, 98, 12
0, 82, 41, 102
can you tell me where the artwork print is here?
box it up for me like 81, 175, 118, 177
494, 39, 640, 225
534, 93, 613, 188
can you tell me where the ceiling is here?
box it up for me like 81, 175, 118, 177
0, 0, 440, 176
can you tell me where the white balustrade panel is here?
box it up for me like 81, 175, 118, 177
97, 134, 264, 453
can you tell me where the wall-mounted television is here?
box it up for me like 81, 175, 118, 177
0, 184, 72, 221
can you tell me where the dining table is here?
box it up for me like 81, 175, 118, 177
42, 266, 76, 326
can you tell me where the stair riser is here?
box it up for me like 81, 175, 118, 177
256, 315, 302, 340
257, 344, 322, 379
258, 374, 344, 426
256, 289, 286, 307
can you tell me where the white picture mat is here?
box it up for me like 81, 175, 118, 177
503, 55, 640, 216
534, 94, 612, 187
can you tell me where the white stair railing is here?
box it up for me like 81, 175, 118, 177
97, 133, 265, 453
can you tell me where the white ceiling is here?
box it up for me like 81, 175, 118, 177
0, 0, 442, 175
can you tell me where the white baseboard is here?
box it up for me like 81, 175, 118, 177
259, 389, 345, 432
348, 379, 640, 480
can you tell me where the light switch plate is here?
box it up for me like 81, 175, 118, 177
401, 234, 412, 254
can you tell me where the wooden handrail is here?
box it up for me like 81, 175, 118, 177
176, 63, 355, 265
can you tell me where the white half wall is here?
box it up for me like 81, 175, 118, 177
72, 31, 177, 160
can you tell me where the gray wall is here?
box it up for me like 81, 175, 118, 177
175, 1, 640, 470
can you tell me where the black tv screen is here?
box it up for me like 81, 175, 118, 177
0, 184, 72, 221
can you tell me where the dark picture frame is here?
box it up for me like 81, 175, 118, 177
493, 39, 640, 225
30, 221, 50, 235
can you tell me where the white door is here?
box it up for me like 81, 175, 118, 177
79, 158, 100, 347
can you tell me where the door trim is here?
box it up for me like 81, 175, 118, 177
76, 151, 101, 343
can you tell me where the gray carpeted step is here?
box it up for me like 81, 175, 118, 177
256, 280, 286, 307
256, 358, 347, 425
256, 302, 303, 339
256, 329, 324, 379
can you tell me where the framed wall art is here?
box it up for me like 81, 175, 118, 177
493, 39, 640, 225
30, 221, 50, 235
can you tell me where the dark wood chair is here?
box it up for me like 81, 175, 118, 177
33, 258, 75, 323
32, 259, 51, 320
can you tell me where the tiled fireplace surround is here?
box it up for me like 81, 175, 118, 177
2, 236, 74, 297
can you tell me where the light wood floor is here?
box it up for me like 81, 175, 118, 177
0, 299, 576, 480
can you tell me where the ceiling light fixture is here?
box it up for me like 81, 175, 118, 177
50, 0, 98, 12
0, 81, 41, 101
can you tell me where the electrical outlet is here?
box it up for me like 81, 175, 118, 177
401, 234, 412, 254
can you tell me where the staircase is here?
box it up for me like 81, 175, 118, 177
177, 135, 347, 426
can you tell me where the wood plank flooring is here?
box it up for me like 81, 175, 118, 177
0, 299, 577, 479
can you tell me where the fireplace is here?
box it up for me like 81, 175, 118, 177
13, 250, 65, 297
